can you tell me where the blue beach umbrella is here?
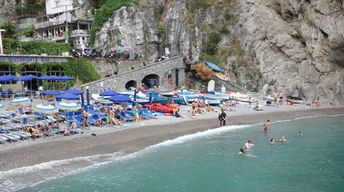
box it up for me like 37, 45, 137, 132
56, 93, 80, 101
57, 101, 81, 111
19, 76, 33, 82
32, 104, 58, 114
65, 88, 83, 95
59, 76, 75, 81
42, 90, 61, 95
19, 74, 37, 81
100, 90, 120, 96
10, 97, 32, 105
38, 75, 58, 81
0, 75, 18, 82
109, 94, 131, 103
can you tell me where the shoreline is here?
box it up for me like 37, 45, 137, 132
1, 106, 344, 172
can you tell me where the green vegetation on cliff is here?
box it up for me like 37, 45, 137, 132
91, 0, 136, 44
3, 38, 71, 56
15, 0, 43, 17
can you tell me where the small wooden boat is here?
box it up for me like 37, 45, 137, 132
286, 96, 305, 104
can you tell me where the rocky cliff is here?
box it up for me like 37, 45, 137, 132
93, 0, 344, 104
0, 0, 17, 25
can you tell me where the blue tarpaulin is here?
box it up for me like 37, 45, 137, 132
205, 61, 224, 73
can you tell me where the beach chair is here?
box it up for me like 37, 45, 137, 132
87, 116, 96, 125
3, 133, 20, 142
18, 108, 24, 115
7, 124, 22, 131
139, 108, 153, 119
66, 115, 77, 125
75, 116, 84, 127
0, 135, 8, 144
14, 131, 31, 140
21, 117, 29, 125
120, 111, 134, 122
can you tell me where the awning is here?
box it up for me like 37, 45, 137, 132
205, 61, 224, 73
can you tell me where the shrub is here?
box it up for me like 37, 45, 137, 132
3, 38, 70, 55
224, 12, 233, 21
0, 22, 16, 38
204, 32, 221, 55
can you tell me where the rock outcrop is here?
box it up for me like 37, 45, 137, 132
237, 0, 344, 104
0, 0, 17, 25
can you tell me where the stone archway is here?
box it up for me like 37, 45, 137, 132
142, 74, 159, 88
125, 80, 137, 90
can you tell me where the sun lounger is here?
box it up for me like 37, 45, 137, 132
14, 131, 31, 140
6, 124, 23, 131
70, 128, 81, 134
87, 116, 96, 125
74, 116, 83, 127
0, 135, 8, 144
139, 108, 153, 119
3, 133, 20, 142
0, 118, 10, 125
0, 127, 9, 133
120, 111, 134, 122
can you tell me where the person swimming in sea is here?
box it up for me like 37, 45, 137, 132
280, 136, 288, 144
297, 130, 303, 136
239, 148, 246, 155
270, 138, 275, 144
244, 140, 254, 150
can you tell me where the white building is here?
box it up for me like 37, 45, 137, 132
45, 0, 73, 16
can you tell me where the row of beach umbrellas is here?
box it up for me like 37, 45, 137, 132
4, 98, 82, 113
0, 75, 74, 83
32, 102, 81, 114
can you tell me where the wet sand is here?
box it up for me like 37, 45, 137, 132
1, 106, 343, 172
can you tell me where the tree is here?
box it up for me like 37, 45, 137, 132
1, 22, 16, 38
195, 63, 215, 82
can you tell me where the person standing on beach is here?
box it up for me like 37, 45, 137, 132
263, 119, 270, 135
218, 108, 227, 126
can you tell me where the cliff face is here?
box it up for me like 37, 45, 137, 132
0, 0, 17, 25
94, 0, 344, 104
237, 0, 344, 104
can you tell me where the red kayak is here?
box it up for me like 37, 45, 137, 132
145, 103, 176, 113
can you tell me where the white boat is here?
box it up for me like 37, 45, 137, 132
206, 99, 221, 106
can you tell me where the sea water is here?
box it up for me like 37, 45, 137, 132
18, 116, 344, 191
